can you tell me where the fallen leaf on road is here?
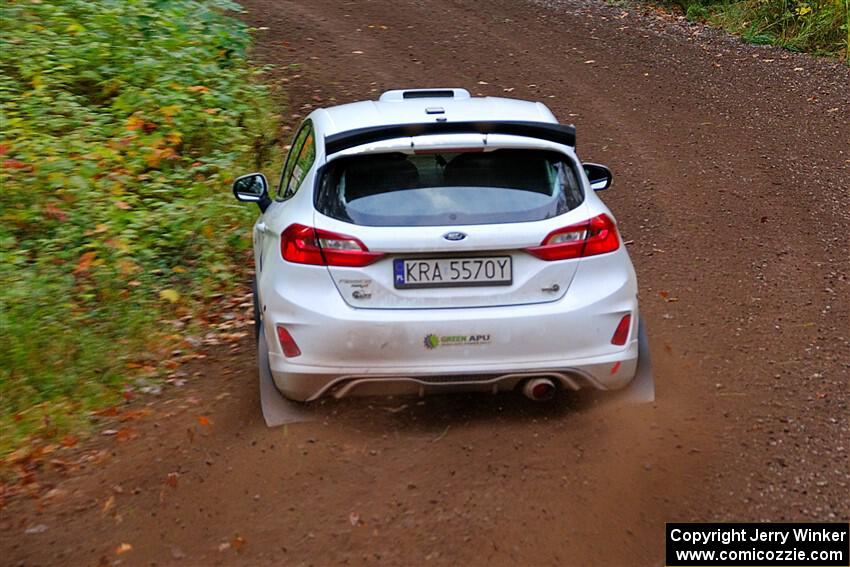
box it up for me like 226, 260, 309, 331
25, 524, 48, 534
120, 408, 152, 422
166, 472, 179, 488
44, 488, 67, 501
116, 543, 133, 555
60, 435, 78, 448
49, 458, 71, 471
232, 535, 247, 551
4, 447, 30, 465
102, 495, 115, 515
115, 427, 139, 442
197, 415, 212, 426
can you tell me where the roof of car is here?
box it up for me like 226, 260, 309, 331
311, 88, 559, 138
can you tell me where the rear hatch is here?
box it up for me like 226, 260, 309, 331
313, 147, 588, 309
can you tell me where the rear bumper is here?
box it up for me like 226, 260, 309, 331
260, 251, 639, 401
270, 346, 637, 401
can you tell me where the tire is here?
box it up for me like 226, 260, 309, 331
252, 277, 261, 340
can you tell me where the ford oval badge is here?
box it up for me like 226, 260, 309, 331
443, 231, 467, 241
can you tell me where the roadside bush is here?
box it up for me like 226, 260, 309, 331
0, 0, 276, 454
672, 0, 848, 58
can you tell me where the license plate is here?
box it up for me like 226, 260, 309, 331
393, 256, 512, 289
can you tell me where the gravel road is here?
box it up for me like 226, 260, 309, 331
2, 0, 848, 565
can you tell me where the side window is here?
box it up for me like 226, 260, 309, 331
277, 121, 316, 200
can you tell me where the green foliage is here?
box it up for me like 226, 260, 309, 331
0, 0, 277, 452
675, 0, 848, 58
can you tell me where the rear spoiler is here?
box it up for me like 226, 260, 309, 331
324, 120, 576, 155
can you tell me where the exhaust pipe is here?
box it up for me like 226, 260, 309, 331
522, 377, 556, 401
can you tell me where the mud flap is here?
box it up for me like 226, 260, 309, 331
258, 326, 314, 426
607, 317, 655, 405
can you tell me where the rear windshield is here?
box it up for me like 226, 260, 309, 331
315, 149, 584, 227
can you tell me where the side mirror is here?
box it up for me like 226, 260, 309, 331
233, 173, 270, 211
583, 163, 613, 191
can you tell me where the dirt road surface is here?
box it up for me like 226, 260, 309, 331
3, 0, 848, 565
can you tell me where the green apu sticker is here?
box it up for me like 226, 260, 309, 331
423, 334, 490, 349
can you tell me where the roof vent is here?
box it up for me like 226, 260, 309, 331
379, 88, 471, 102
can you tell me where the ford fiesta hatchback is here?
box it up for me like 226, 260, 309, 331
233, 88, 644, 402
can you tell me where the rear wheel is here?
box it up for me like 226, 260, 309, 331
252, 278, 261, 340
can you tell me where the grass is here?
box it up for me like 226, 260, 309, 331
673, 0, 849, 59
0, 0, 279, 458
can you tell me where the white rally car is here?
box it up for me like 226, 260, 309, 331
233, 88, 651, 404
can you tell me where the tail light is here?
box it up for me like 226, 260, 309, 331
276, 325, 302, 357
281, 223, 384, 267
525, 213, 620, 261
611, 314, 632, 346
